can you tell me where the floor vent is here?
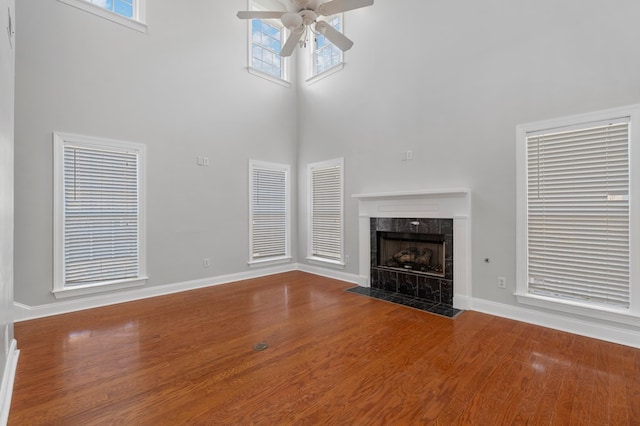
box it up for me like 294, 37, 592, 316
253, 342, 269, 352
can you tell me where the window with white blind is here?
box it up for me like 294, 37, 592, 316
248, 160, 291, 266
516, 105, 640, 323
307, 158, 344, 266
57, 0, 146, 32
53, 132, 147, 298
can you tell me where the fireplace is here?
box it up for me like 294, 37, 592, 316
370, 218, 454, 306
353, 188, 471, 311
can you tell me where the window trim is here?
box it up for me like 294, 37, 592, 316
306, 157, 345, 268
248, 160, 292, 268
516, 104, 640, 325
53, 132, 148, 299
246, 2, 291, 87
57, 0, 147, 33
306, 14, 345, 84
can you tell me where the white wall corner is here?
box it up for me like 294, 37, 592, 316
0, 339, 19, 426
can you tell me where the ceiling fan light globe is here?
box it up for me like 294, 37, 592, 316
281, 12, 303, 30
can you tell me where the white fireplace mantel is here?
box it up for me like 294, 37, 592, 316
352, 188, 472, 310
352, 188, 470, 200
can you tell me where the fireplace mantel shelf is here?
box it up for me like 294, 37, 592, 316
352, 188, 470, 200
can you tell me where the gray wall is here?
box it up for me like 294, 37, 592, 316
12, 0, 640, 338
0, 0, 15, 382
14, 0, 297, 306
297, 0, 640, 307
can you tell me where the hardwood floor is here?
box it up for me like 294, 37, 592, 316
10, 271, 640, 425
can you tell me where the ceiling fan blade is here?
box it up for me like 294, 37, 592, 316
318, 0, 374, 16
315, 21, 354, 52
280, 28, 304, 57
236, 11, 286, 20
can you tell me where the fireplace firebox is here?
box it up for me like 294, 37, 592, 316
377, 231, 445, 277
371, 218, 454, 306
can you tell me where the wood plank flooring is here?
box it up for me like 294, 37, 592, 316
9, 271, 640, 425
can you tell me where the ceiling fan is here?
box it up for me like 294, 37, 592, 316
237, 0, 374, 57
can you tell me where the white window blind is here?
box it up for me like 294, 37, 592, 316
526, 119, 630, 308
249, 161, 289, 261
63, 145, 140, 286
309, 160, 343, 262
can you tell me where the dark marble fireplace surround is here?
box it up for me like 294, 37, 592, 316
370, 217, 454, 307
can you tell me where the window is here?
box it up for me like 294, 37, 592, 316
249, 160, 291, 266
57, 0, 146, 32
307, 158, 344, 266
516, 105, 640, 323
53, 132, 147, 298
251, 19, 287, 81
246, 0, 290, 85
313, 15, 344, 75
88, 0, 135, 18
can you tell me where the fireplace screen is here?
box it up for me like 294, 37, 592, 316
377, 231, 445, 277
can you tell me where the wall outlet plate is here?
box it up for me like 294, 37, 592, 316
498, 276, 506, 289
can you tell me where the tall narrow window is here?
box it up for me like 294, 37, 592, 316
251, 19, 286, 80
247, 0, 291, 85
249, 160, 291, 265
517, 105, 640, 322
312, 15, 344, 76
307, 158, 344, 265
54, 132, 147, 298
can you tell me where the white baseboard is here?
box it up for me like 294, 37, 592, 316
296, 263, 363, 286
0, 339, 19, 426
453, 294, 472, 311
14, 263, 297, 322
12, 266, 640, 349
471, 297, 640, 349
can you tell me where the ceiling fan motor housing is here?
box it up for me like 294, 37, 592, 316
299, 10, 318, 26
286, 0, 323, 12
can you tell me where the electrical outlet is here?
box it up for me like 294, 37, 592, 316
401, 151, 414, 161
203, 258, 211, 268
497, 276, 506, 289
